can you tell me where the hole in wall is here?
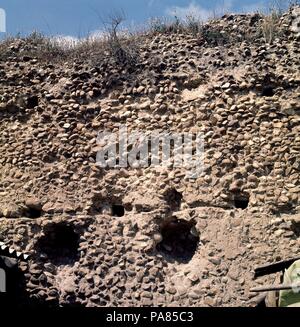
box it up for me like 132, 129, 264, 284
156, 218, 199, 263
112, 204, 125, 217
233, 193, 249, 209
261, 86, 275, 97
124, 203, 133, 212
164, 188, 183, 211
291, 221, 300, 237
135, 204, 152, 213
25, 208, 42, 219
0, 256, 44, 308
63, 152, 72, 159
36, 223, 80, 265
89, 193, 104, 214
27, 96, 39, 108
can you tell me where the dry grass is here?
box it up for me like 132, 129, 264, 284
0, 29, 141, 68
261, 11, 282, 44
148, 16, 203, 36
0, 2, 298, 64
259, 0, 300, 44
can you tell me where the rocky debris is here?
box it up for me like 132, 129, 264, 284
0, 6, 300, 307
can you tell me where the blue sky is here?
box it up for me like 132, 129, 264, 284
0, 0, 290, 38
